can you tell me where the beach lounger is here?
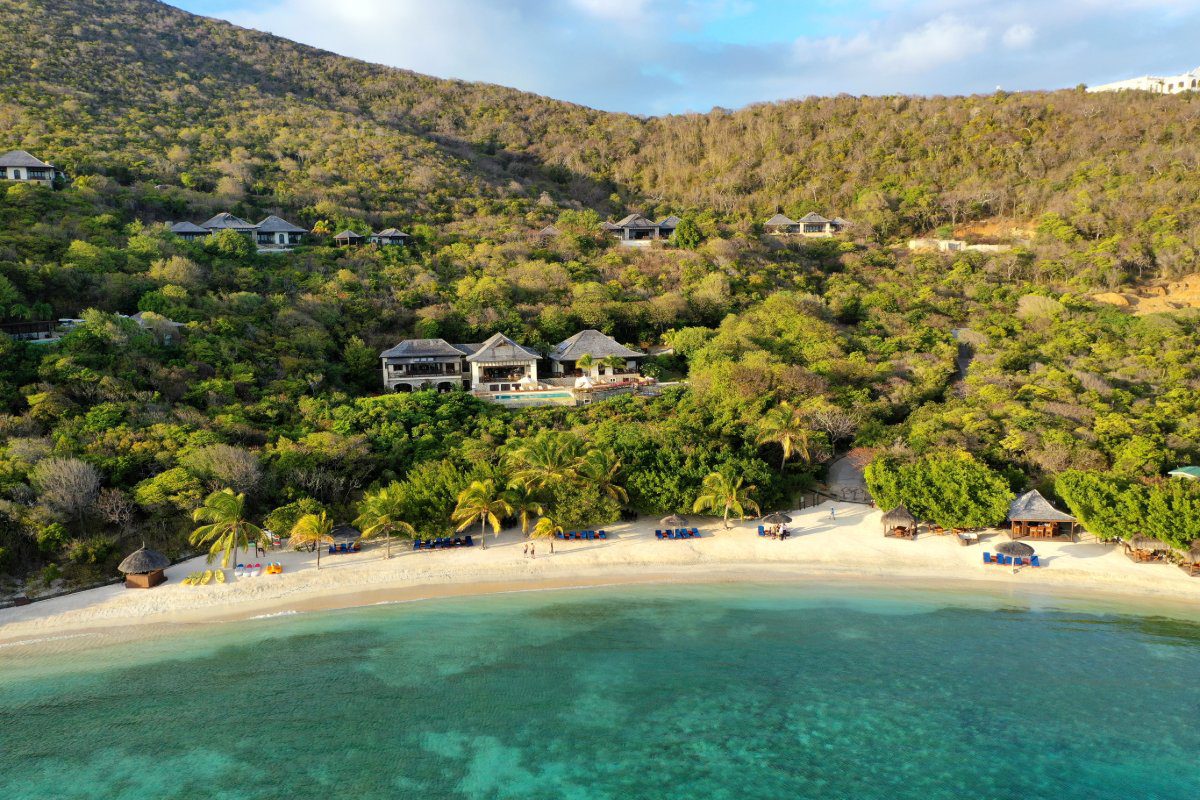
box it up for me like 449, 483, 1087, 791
413, 541, 421, 550
759, 526, 766, 536
983, 552, 991, 564
598, 531, 607, 539
1031, 555, 1041, 567
655, 531, 664, 539
465, 535, 474, 546
328, 545, 337, 555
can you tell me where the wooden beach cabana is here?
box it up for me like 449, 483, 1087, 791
1123, 535, 1174, 563
882, 505, 917, 539
1007, 490, 1076, 540
117, 546, 170, 589
1180, 541, 1200, 577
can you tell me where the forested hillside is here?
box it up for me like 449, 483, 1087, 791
2, 0, 1200, 593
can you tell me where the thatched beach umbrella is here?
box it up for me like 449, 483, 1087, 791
660, 514, 688, 528
1187, 540, 1200, 565
997, 541, 1035, 557
761, 511, 792, 525
118, 546, 170, 589
881, 504, 916, 533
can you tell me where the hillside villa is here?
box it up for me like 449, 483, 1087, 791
907, 238, 1013, 254
381, 329, 651, 406
602, 214, 680, 245
1088, 66, 1200, 94
370, 228, 410, 246
764, 212, 848, 237
170, 212, 307, 250
0, 150, 66, 185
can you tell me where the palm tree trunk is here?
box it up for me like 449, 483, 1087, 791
317, 544, 321, 570
386, 532, 391, 559
724, 506, 731, 529
480, 518, 487, 550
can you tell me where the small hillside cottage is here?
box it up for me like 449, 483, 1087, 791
256, 215, 307, 247
333, 230, 366, 247
764, 212, 847, 237
0, 150, 66, 185
370, 228, 410, 246
603, 213, 680, 244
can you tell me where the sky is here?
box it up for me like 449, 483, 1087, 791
169, 0, 1200, 115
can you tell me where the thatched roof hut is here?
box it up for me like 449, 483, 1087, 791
1127, 535, 1174, 553
1186, 541, 1200, 565
881, 505, 916, 533
118, 546, 170, 589
660, 514, 688, 528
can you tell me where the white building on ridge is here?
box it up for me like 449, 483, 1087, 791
1088, 67, 1200, 95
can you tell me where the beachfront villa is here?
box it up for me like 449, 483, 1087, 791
169, 213, 308, 250
0, 150, 66, 185
763, 212, 848, 238
602, 214, 680, 245
380, 329, 652, 406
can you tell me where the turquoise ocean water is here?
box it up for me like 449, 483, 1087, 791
1, 583, 1199, 799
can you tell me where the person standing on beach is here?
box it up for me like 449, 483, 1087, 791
530, 543, 536, 559
523, 542, 528, 557
829, 507, 836, 521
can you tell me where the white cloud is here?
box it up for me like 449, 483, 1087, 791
193, 0, 1200, 113
1001, 23, 1035, 49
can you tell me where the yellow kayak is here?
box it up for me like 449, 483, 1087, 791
214, 569, 226, 584
201, 570, 213, 585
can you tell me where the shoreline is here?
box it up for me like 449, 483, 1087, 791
4, 501, 1200, 653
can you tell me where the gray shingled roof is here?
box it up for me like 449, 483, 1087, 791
614, 214, 658, 229
765, 213, 795, 226
549, 329, 643, 361
797, 212, 830, 224
657, 215, 681, 228
538, 225, 560, 236
464, 332, 540, 362
256, 215, 307, 233
374, 228, 409, 238
0, 150, 52, 168
118, 546, 170, 574
333, 230, 365, 240
200, 212, 255, 231
1007, 490, 1075, 522
170, 221, 210, 234
379, 338, 465, 359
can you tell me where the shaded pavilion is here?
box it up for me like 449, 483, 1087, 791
1007, 490, 1076, 540
117, 546, 170, 589
881, 505, 917, 538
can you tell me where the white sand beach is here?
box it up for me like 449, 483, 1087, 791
3, 500, 1199, 645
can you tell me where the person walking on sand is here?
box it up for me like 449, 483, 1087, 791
530, 543, 536, 559
829, 507, 836, 521
523, 542, 529, 557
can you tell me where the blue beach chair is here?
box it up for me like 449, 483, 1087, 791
465, 535, 474, 547
655, 531, 664, 539
598, 531, 607, 539
1031, 555, 1041, 567
983, 552, 991, 564
759, 526, 766, 536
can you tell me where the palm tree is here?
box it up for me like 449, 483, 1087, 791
451, 479, 512, 550
531, 515, 563, 553
580, 449, 628, 505
354, 484, 416, 559
757, 402, 823, 472
503, 482, 544, 535
692, 471, 761, 529
190, 488, 263, 568
288, 511, 335, 570
505, 431, 584, 493
601, 355, 627, 376
575, 353, 595, 377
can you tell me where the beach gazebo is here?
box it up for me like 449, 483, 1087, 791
1124, 535, 1174, 563
1181, 541, 1200, 577
881, 505, 916, 538
117, 546, 170, 589
1007, 490, 1076, 540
